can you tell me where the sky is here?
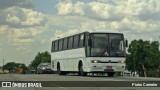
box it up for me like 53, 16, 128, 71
0, 0, 160, 66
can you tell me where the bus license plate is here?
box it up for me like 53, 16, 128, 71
106, 66, 112, 69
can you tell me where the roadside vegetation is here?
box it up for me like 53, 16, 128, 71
2, 62, 28, 73
28, 51, 51, 70
2, 51, 51, 74
126, 39, 160, 77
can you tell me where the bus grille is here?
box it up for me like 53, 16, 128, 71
100, 61, 118, 63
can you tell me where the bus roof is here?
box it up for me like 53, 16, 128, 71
86, 30, 122, 34
54, 30, 123, 40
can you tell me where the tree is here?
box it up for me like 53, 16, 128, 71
3, 62, 18, 72
3, 62, 28, 72
30, 51, 51, 69
126, 39, 160, 77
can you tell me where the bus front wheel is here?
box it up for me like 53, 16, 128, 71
79, 63, 87, 76
57, 63, 66, 75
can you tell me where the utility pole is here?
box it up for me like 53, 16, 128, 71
2, 58, 4, 72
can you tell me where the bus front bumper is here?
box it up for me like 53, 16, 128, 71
88, 63, 125, 72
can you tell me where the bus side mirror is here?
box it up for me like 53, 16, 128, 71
125, 40, 128, 47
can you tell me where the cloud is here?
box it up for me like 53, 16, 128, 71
5, 25, 47, 44
56, 1, 124, 20
0, 0, 34, 10
0, 5, 48, 44
122, 0, 160, 21
0, 0, 50, 66
73, 2, 85, 15
54, 0, 160, 42
57, 1, 89, 16
0, 22, 47, 44
53, 29, 79, 40
4, 6, 46, 26
14, 39, 33, 43
16, 46, 31, 51
48, 14, 160, 40
56, 0, 160, 21
16, 46, 26, 51
0, 25, 9, 35
57, 1, 73, 15
1, 1, 159, 49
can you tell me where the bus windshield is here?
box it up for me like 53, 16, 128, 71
90, 33, 125, 57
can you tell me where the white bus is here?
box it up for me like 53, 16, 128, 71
51, 30, 127, 77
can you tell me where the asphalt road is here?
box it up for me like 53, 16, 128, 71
0, 74, 160, 90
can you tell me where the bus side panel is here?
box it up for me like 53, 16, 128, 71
51, 51, 125, 73
51, 48, 86, 72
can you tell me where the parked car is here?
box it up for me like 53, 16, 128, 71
37, 63, 53, 74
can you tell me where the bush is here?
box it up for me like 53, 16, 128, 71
147, 69, 159, 77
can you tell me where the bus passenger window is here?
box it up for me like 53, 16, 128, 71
59, 39, 63, 51
73, 35, 79, 48
63, 38, 68, 50
55, 41, 58, 51
68, 37, 73, 49
79, 34, 84, 47
51, 41, 54, 52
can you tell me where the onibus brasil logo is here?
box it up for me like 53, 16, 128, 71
2, 82, 42, 87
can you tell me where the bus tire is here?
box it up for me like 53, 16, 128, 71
57, 63, 66, 75
107, 72, 114, 77
79, 62, 87, 76
57, 63, 62, 75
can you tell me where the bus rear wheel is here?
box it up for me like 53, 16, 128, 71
79, 63, 87, 76
107, 72, 114, 77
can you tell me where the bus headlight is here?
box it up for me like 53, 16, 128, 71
92, 60, 101, 63
42, 67, 45, 70
119, 60, 125, 63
